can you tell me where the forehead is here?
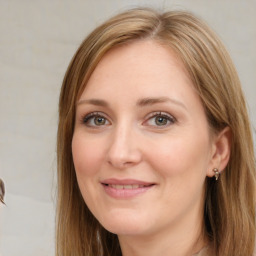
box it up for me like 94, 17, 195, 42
81, 40, 195, 98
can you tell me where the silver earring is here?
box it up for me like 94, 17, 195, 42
213, 168, 220, 181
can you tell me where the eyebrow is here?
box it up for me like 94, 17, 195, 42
77, 99, 108, 107
77, 97, 187, 110
136, 97, 186, 110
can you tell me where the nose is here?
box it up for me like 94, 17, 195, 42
106, 124, 142, 169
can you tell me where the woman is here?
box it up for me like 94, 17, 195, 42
56, 8, 256, 256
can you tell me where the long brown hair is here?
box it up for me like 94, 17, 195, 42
56, 8, 256, 256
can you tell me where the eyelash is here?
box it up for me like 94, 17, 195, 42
143, 112, 176, 127
81, 112, 110, 127
81, 111, 176, 128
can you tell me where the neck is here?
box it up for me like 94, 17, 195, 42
118, 208, 207, 256
119, 227, 206, 256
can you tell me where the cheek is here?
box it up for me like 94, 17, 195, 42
147, 132, 211, 178
72, 133, 104, 177
71, 133, 105, 207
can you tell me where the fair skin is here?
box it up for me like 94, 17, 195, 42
72, 40, 230, 256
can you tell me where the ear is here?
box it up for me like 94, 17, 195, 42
207, 126, 232, 178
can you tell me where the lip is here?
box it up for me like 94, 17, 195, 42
100, 178, 156, 199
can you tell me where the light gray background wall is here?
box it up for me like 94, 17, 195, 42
0, 0, 255, 255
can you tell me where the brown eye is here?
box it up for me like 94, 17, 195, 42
94, 116, 106, 125
155, 116, 168, 126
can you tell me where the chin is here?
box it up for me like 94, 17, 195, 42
99, 211, 150, 236
103, 223, 146, 236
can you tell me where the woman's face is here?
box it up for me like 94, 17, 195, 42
72, 40, 215, 237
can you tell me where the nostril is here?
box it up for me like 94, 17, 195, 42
107, 159, 138, 169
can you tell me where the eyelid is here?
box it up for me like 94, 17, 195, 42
80, 111, 111, 126
146, 111, 175, 119
143, 111, 176, 126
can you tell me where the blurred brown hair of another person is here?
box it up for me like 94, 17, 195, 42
0, 179, 5, 205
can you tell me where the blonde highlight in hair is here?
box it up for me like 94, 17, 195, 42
57, 8, 256, 256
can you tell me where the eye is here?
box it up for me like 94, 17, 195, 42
82, 112, 110, 127
144, 112, 176, 127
